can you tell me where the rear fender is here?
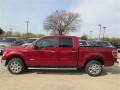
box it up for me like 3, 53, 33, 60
83, 53, 105, 67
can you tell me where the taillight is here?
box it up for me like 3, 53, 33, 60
112, 50, 118, 58
117, 49, 120, 59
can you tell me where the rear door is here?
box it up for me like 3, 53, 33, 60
57, 37, 78, 67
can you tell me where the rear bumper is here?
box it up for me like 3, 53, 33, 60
115, 60, 119, 63
104, 59, 119, 66
114, 60, 119, 66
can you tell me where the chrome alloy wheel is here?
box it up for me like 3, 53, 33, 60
9, 60, 22, 73
88, 63, 102, 75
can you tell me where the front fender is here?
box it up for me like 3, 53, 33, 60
2, 51, 27, 65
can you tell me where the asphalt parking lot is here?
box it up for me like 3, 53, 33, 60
0, 57, 120, 90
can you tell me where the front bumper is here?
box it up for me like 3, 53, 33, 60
1, 59, 6, 66
0, 49, 4, 55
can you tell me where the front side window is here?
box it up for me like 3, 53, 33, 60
36, 38, 58, 49
59, 38, 73, 47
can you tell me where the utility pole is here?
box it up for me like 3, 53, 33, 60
26, 20, 29, 38
98, 24, 102, 39
90, 30, 93, 39
10, 28, 13, 36
102, 26, 107, 40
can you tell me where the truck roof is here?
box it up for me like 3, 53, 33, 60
41, 35, 77, 38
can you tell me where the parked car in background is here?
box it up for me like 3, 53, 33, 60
0, 38, 3, 41
79, 40, 114, 48
0, 37, 17, 53
87, 40, 114, 48
79, 40, 89, 47
111, 42, 120, 49
0, 37, 24, 55
0, 42, 10, 55
22, 38, 38, 46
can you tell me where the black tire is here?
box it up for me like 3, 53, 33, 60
8, 57, 27, 74
85, 60, 102, 76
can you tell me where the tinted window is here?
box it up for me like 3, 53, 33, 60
59, 38, 73, 47
36, 38, 58, 49
26, 39, 37, 43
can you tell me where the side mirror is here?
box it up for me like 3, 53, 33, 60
33, 43, 43, 50
32, 42, 39, 49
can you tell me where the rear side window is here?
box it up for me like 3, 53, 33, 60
59, 38, 73, 47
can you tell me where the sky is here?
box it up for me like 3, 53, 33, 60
0, 0, 120, 38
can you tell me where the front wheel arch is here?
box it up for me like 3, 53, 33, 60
6, 55, 26, 66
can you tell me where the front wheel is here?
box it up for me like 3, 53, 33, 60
85, 60, 102, 76
8, 57, 27, 74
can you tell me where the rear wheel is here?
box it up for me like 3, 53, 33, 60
8, 57, 27, 74
85, 60, 102, 76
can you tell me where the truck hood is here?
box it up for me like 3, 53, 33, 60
5, 45, 31, 52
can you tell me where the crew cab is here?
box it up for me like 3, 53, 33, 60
1, 36, 119, 76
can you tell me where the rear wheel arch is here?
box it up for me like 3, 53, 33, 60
84, 57, 104, 67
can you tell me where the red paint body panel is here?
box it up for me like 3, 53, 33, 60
2, 36, 117, 67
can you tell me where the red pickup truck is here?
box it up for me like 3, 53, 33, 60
1, 36, 118, 76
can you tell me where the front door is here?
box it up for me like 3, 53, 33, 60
28, 37, 59, 66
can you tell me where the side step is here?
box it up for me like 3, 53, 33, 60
28, 67, 77, 70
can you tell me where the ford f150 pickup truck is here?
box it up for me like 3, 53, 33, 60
1, 36, 119, 76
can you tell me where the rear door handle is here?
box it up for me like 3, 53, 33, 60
41, 50, 56, 53
71, 51, 76, 53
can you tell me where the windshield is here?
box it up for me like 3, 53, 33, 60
26, 39, 37, 43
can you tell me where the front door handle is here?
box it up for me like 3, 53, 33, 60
51, 50, 56, 53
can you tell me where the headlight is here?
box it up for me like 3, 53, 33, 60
2, 51, 7, 56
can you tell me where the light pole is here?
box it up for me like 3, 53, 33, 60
10, 28, 13, 36
102, 26, 107, 40
26, 20, 29, 34
98, 24, 102, 39
26, 20, 29, 38
90, 30, 93, 39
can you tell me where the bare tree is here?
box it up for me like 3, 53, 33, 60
80, 35, 88, 40
44, 10, 81, 35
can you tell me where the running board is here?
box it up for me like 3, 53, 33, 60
28, 67, 77, 70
